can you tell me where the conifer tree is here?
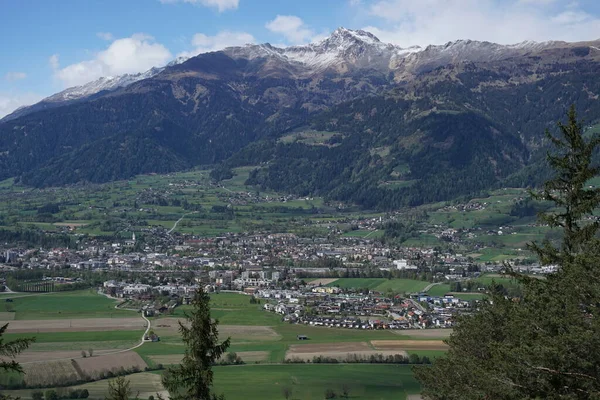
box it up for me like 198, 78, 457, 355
415, 106, 600, 399
0, 323, 35, 373
161, 287, 230, 400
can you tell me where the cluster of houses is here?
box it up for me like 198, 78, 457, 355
257, 288, 460, 330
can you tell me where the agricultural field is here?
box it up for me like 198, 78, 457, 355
4, 365, 420, 400
137, 292, 444, 367
0, 290, 147, 384
0, 290, 135, 320
0, 167, 341, 238
213, 364, 421, 400
0, 290, 445, 397
278, 130, 341, 146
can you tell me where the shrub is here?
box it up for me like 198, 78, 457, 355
45, 389, 59, 400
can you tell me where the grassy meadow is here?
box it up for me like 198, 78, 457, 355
1, 290, 134, 320
325, 278, 430, 293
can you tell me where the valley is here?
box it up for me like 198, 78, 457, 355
1, 20, 599, 400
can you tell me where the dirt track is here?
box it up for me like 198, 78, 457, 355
3, 317, 146, 333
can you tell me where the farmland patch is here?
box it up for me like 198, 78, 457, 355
75, 351, 147, 380
154, 319, 280, 341
4, 317, 146, 333
371, 340, 449, 351
149, 350, 269, 365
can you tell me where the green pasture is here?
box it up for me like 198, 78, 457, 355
213, 364, 420, 400
3, 290, 135, 320
4, 364, 421, 400
4, 330, 142, 344
325, 278, 430, 293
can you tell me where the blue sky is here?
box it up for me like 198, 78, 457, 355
2, 0, 600, 117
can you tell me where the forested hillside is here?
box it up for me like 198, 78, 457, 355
2, 30, 600, 209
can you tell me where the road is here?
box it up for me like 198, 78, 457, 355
364, 230, 379, 238
422, 282, 442, 292
19, 292, 152, 364
168, 211, 197, 234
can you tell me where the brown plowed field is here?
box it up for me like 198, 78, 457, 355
18, 351, 147, 386
10, 349, 123, 363
22, 360, 80, 387
76, 351, 147, 379
4, 317, 146, 333
371, 340, 449, 350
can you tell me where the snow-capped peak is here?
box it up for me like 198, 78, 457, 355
46, 56, 189, 103
1, 56, 189, 122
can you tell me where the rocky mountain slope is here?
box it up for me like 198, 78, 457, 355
2, 28, 600, 208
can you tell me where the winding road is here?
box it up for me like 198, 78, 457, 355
168, 211, 197, 234
18, 292, 152, 364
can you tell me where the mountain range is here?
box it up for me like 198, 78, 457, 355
2, 28, 600, 209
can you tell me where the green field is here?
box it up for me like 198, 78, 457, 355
4, 364, 420, 400
171, 292, 282, 326
4, 330, 142, 344
3, 290, 135, 320
214, 364, 420, 400
326, 278, 430, 293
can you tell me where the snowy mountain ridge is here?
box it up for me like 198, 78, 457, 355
0, 28, 580, 121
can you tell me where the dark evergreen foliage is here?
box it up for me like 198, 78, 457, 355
161, 287, 230, 400
414, 106, 600, 399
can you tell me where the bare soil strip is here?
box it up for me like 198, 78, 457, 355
8, 349, 123, 363
371, 340, 449, 351
4, 317, 146, 333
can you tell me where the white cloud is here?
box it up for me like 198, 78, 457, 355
178, 31, 255, 57
519, 0, 556, 4
0, 92, 44, 119
551, 10, 592, 24
266, 15, 315, 45
52, 34, 172, 88
49, 54, 60, 70
361, 0, 600, 47
4, 72, 27, 82
158, 0, 239, 12
97, 32, 114, 41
